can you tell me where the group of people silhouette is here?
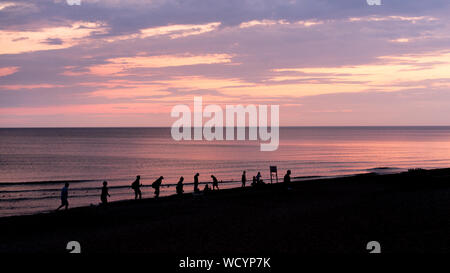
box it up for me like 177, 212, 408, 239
130, 175, 164, 200
56, 170, 292, 210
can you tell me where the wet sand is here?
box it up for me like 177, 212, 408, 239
0, 168, 449, 253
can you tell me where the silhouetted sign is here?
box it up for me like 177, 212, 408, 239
270, 166, 278, 183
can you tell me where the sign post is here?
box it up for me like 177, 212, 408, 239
270, 166, 278, 184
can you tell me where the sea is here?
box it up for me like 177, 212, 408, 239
1, 127, 450, 217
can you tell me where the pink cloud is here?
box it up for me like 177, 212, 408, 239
0, 103, 172, 116
0, 66, 19, 77
0, 84, 64, 90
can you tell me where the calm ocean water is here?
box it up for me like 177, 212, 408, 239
1, 127, 450, 217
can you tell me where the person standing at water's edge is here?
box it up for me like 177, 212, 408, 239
211, 175, 219, 190
56, 182, 69, 211
194, 173, 200, 193
176, 176, 184, 196
241, 171, 247, 187
101, 181, 111, 205
152, 176, 164, 198
131, 175, 142, 200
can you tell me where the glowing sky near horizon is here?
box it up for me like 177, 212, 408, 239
1, 0, 450, 127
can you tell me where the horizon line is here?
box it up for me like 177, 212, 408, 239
2, 125, 450, 129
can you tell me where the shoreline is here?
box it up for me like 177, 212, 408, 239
0, 168, 402, 218
1, 167, 449, 253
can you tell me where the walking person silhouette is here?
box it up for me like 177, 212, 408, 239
56, 182, 70, 211
241, 171, 247, 187
131, 175, 142, 200
152, 176, 164, 198
211, 175, 219, 190
101, 181, 111, 205
194, 173, 200, 193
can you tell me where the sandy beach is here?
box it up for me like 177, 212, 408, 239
0, 168, 449, 253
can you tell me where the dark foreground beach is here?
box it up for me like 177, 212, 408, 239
0, 168, 449, 253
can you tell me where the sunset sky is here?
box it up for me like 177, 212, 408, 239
1, 0, 450, 127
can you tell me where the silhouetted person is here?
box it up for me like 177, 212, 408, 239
194, 173, 200, 193
284, 170, 292, 189
211, 175, 219, 190
241, 171, 247, 187
176, 176, 184, 196
101, 181, 110, 205
256, 172, 262, 183
152, 176, 164, 198
252, 176, 257, 187
56, 182, 69, 211
204, 183, 210, 193
131, 175, 142, 200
